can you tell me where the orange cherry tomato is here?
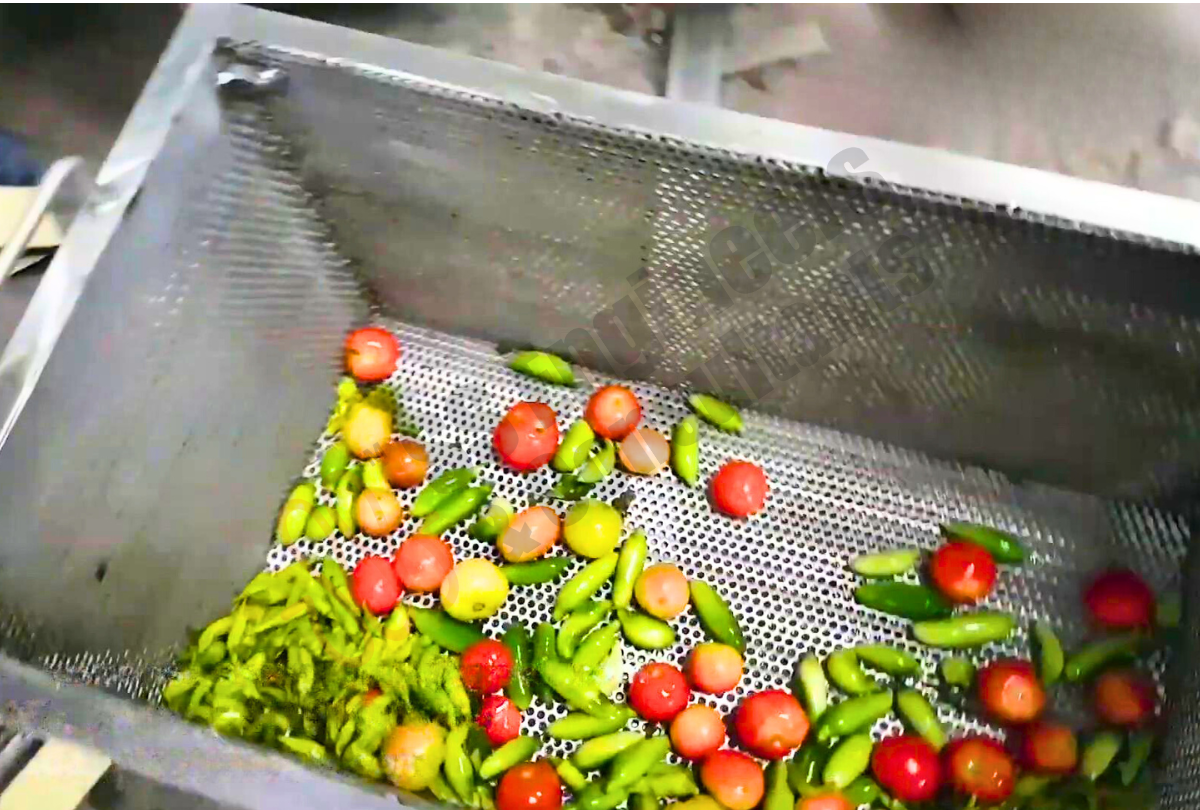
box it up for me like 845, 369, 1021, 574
944, 736, 1015, 804
498, 506, 561, 562
977, 659, 1045, 725
356, 488, 404, 537
618, 427, 670, 475
795, 795, 853, 810
382, 439, 428, 488
496, 760, 561, 810
699, 750, 764, 810
584, 385, 641, 440
670, 704, 726, 760
733, 690, 809, 760
1021, 722, 1078, 774
930, 541, 997, 604
685, 643, 744, 694
1093, 669, 1157, 727
345, 327, 400, 382
392, 534, 455, 593
634, 563, 690, 620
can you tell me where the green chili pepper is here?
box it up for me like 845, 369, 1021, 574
631, 791, 660, 810
502, 557, 573, 585
572, 730, 644, 771
555, 553, 620, 620
559, 600, 613, 658
763, 761, 793, 810
320, 558, 360, 616
478, 736, 539, 780
319, 442, 351, 490
1014, 773, 1055, 798
227, 604, 253, 654
238, 570, 290, 605
197, 615, 234, 653
551, 756, 590, 792
849, 548, 920, 578
537, 658, 606, 715
1032, 620, 1064, 685
476, 785, 496, 810
896, 689, 946, 750
383, 604, 411, 643
939, 656, 976, 688
429, 773, 458, 804
335, 466, 364, 538
823, 733, 872, 789
360, 458, 387, 490
304, 505, 337, 541
279, 736, 329, 765
573, 622, 620, 672
637, 764, 698, 799
670, 416, 700, 487
816, 691, 894, 743
826, 650, 879, 695
510, 351, 576, 386
277, 483, 317, 545
531, 621, 559, 705
1119, 731, 1153, 786
408, 606, 487, 652
617, 609, 676, 650
854, 644, 920, 677
422, 484, 493, 536
788, 745, 828, 795
211, 698, 249, 736
855, 582, 953, 621
941, 521, 1026, 564
548, 707, 635, 740
471, 498, 515, 541
577, 783, 630, 810
610, 735, 671, 790
412, 466, 479, 518
502, 624, 534, 710
334, 716, 357, 757
576, 440, 616, 485
688, 580, 745, 652
912, 611, 1015, 648
163, 671, 200, 710
344, 744, 383, 780
1081, 731, 1123, 780
688, 393, 744, 433
444, 725, 476, 803
555, 419, 596, 472
254, 602, 309, 635
844, 777, 881, 806
1064, 632, 1143, 682
795, 654, 829, 721
613, 531, 648, 610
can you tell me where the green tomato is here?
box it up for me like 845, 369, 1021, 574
563, 499, 622, 558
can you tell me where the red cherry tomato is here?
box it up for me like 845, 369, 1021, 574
669, 704, 726, 761
1084, 568, 1156, 630
393, 534, 455, 593
460, 639, 515, 694
1093, 669, 1157, 727
871, 735, 942, 803
584, 385, 642, 440
345, 327, 400, 382
699, 750, 764, 810
710, 461, 768, 518
497, 761, 562, 810
352, 555, 402, 615
977, 659, 1045, 725
628, 663, 690, 722
477, 694, 521, 746
733, 689, 810, 759
1021, 722, 1079, 774
944, 736, 1016, 803
494, 402, 559, 471
685, 643, 744, 694
795, 796, 852, 810
930, 541, 997, 604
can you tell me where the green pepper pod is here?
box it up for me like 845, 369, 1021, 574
688, 580, 745, 652
421, 484, 493, 537
795, 654, 829, 721
502, 623, 534, 710
617, 609, 676, 650
826, 650, 879, 696
335, 466, 364, 538
1032, 620, 1065, 685
408, 606, 487, 653
555, 419, 597, 473
638, 764, 698, 799
855, 582, 953, 621
613, 531, 648, 610
551, 756, 590, 792
912, 611, 1016, 648
688, 393, 744, 433
609, 735, 671, 790
842, 777, 881, 807
823, 733, 873, 789
577, 783, 630, 810
576, 440, 616, 485
816, 691, 894, 743
548, 707, 635, 740
532, 622, 558, 706
1064, 631, 1143, 682
471, 498, 515, 541
320, 558, 360, 617
558, 600, 613, 659
670, 416, 701, 487
896, 689, 946, 750
478, 735, 540, 781
849, 548, 920, 578
319, 442, 352, 490
304, 505, 337, 541
854, 644, 920, 677
277, 483, 317, 546
554, 553, 619, 620
444, 725, 476, 803
1013, 773, 1055, 799
788, 746, 828, 796
763, 761, 793, 810
1119, 731, 1153, 786
197, 615, 234, 653
573, 622, 621, 672
631, 791, 660, 810
501, 557, 573, 585
941, 521, 1026, 564
361, 458, 388, 490
571, 730, 644, 771
537, 658, 606, 715
510, 351, 576, 387
412, 467, 479, 518
939, 656, 976, 688
1081, 731, 1123, 780
279, 736, 329, 765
